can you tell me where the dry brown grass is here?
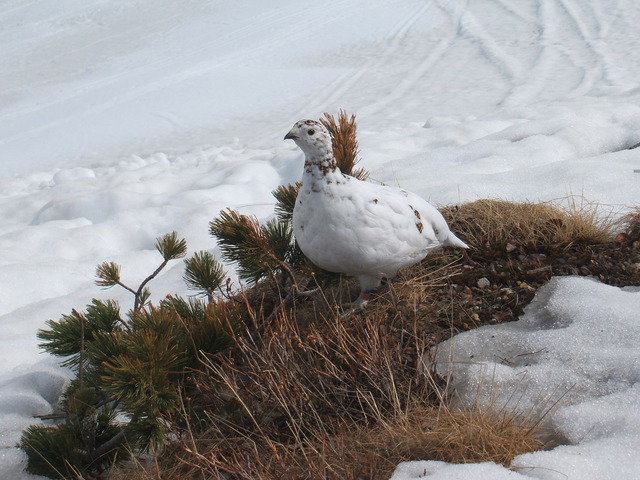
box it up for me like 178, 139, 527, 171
107, 192, 628, 479
348, 404, 545, 473
107, 115, 627, 479
109, 291, 548, 480
441, 197, 616, 255
166, 302, 442, 480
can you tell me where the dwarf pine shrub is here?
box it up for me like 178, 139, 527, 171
18, 232, 237, 479
18, 111, 369, 478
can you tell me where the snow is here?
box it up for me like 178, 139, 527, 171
430, 277, 640, 480
0, 0, 639, 478
389, 461, 525, 480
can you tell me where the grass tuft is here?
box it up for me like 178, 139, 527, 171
347, 404, 546, 474
441, 197, 616, 256
111, 295, 548, 480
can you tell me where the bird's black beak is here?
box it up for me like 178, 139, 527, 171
284, 131, 297, 140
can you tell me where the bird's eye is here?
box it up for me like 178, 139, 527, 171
307, 129, 315, 136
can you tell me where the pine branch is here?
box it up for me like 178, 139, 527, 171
320, 110, 368, 180
38, 300, 122, 371
156, 231, 187, 261
96, 233, 187, 310
95, 262, 121, 287
183, 251, 226, 302
77, 310, 85, 392
89, 430, 127, 462
210, 209, 284, 283
134, 261, 168, 310
273, 182, 301, 224
95, 262, 137, 297
129, 232, 187, 310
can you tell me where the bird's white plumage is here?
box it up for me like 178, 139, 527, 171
285, 119, 467, 300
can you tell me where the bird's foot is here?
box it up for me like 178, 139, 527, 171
339, 292, 371, 316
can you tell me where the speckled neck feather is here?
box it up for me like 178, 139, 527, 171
294, 120, 345, 184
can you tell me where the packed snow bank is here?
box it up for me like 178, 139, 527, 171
391, 276, 640, 479
0, 362, 68, 480
364, 96, 640, 208
0, 145, 289, 478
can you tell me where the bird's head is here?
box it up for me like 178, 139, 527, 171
284, 120, 333, 158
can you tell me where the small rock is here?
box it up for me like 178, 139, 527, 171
505, 240, 519, 253
616, 232, 630, 244
477, 277, 491, 289
518, 281, 535, 291
491, 312, 507, 324
579, 266, 592, 276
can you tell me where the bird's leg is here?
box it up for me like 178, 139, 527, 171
358, 290, 371, 303
341, 290, 372, 314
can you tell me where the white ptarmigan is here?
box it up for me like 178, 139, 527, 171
284, 119, 468, 305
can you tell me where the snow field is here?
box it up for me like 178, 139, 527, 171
1, 0, 640, 478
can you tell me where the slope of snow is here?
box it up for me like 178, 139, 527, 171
1, 0, 639, 478
412, 277, 640, 480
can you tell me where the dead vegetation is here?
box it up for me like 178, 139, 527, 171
441, 197, 616, 256
108, 195, 640, 480
109, 113, 640, 480
112, 305, 547, 480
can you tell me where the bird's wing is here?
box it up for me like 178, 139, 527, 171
349, 180, 443, 257
399, 188, 467, 248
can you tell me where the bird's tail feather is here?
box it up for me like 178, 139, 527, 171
446, 233, 468, 249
